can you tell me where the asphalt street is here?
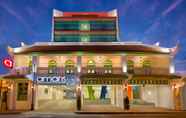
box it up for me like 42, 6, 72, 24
0, 112, 186, 118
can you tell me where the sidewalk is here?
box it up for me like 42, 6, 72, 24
0, 110, 22, 114
75, 105, 183, 114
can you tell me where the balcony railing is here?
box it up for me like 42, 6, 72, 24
37, 67, 78, 76
132, 68, 169, 75
36, 67, 123, 76
81, 67, 122, 75
13, 66, 170, 76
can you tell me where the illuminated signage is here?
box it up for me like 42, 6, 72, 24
37, 75, 76, 85
2, 58, 13, 69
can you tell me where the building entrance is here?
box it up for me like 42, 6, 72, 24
81, 85, 124, 110
127, 85, 174, 109
83, 85, 111, 104
36, 85, 76, 112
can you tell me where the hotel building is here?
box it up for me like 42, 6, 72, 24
0, 9, 186, 112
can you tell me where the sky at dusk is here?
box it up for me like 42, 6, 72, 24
0, 0, 186, 74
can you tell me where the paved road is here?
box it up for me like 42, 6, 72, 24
0, 112, 186, 118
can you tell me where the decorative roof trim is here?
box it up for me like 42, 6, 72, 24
8, 42, 175, 55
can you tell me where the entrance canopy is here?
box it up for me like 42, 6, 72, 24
80, 74, 127, 85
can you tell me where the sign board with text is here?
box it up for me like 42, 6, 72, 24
37, 75, 76, 85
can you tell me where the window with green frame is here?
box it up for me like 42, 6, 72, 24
104, 59, 112, 74
65, 59, 75, 74
54, 20, 115, 31
87, 60, 96, 74
143, 60, 151, 75
17, 82, 28, 101
127, 60, 134, 74
54, 34, 116, 42
81, 35, 90, 42
54, 21, 79, 30
90, 20, 116, 30
80, 21, 90, 31
54, 34, 80, 42
48, 60, 57, 74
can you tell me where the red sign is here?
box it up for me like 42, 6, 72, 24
2, 58, 13, 69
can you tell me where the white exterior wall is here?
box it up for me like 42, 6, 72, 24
181, 85, 186, 110
116, 85, 124, 108
141, 85, 173, 109
156, 85, 174, 109
141, 85, 158, 106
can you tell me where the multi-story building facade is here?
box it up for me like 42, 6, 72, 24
0, 9, 185, 112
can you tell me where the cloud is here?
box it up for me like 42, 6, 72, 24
0, 3, 26, 25
118, 0, 139, 16
0, 2, 35, 35
162, 0, 184, 16
144, 0, 184, 35
144, 17, 161, 34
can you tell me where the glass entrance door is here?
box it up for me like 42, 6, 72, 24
83, 85, 111, 104
36, 85, 76, 111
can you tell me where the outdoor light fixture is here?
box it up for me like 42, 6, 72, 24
8, 86, 11, 90
31, 85, 34, 89
122, 65, 127, 73
147, 91, 152, 95
76, 84, 81, 92
77, 66, 81, 73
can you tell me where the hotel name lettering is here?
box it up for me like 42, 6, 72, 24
37, 75, 76, 85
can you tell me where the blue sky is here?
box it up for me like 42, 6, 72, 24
0, 0, 186, 74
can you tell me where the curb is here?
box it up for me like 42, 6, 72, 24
75, 111, 185, 114
0, 112, 21, 115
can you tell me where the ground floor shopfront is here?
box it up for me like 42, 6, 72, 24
78, 74, 183, 111
0, 77, 33, 112
79, 85, 174, 111
81, 85, 124, 110
34, 85, 76, 112
127, 85, 174, 109
0, 74, 185, 112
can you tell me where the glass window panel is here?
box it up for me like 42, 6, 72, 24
17, 83, 28, 101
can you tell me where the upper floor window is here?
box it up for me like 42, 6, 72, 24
87, 60, 96, 74
48, 60, 57, 74
143, 60, 151, 75
65, 59, 75, 74
104, 59, 112, 74
127, 60, 134, 74
81, 35, 90, 42
80, 21, 90, 31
